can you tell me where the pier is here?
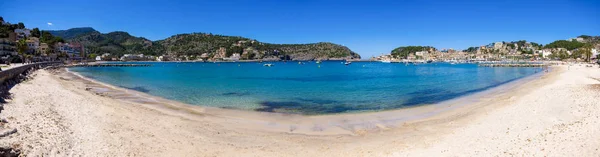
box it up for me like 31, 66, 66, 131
68, 64, 152, 67
478, 63, 546, 67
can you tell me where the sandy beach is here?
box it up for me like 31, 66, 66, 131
0, 64, 599, 156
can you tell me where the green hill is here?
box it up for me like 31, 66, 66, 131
391, 46, 436, 59
54, 29, 360, 60
47, 27, 97, 40
67, 31, 158, 57
157, 33, 360, 60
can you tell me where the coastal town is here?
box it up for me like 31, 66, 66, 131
2, 16, 599, 64
371, 39, 600, 64
1, 18, 84, 64
2, 0, 600, 156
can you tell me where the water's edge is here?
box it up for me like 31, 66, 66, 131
63, 67, 547, 135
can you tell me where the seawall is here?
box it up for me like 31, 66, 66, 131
0, 62, 63, 100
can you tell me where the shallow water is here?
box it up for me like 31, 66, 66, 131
70, 61, 540, 115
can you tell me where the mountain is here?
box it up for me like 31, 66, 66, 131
67, 31, 157, 56
156, 33, 360, 60
544, 35, 600, 50
50, 28, 360, 61
265, 42, 360, 60
391, 46, 436, 58
47, 27, 97, 40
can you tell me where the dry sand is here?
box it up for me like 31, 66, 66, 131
0, 64, 599, 156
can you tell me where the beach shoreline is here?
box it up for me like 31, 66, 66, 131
65, 65, 546, 136
0, 64, 599, 156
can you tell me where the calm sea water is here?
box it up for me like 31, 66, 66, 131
70, 61, 540, 115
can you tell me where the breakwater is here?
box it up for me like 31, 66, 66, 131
69, 64, 152, 67
478, 64, 546, 67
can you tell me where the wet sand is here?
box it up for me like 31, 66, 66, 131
0, 64, 599, 156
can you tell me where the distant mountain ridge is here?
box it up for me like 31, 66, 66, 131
156, 33, 359, 61
66, 31, 156, 56
47, 28, 361, 61
47, 27, 97, 40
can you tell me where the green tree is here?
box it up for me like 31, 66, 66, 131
40, 31, 65, 51
390, 46, 435, 59
555, 50, 569, 60
31, 28, 40, 38
88, 53, 98, 60
248, 53, 256, 60
17, 22, 25, 29
544, 40, 585, 50
578, 35, 592, 39
580, 44, 593, 62
16, 39, 28, 63
570, 49, 583, 59
41, 31, 54, 43
226, 46, 243, 57
463, 47, 478, 53
530, 42, 542, 48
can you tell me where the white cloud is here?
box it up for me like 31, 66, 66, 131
47, 22, 53, 26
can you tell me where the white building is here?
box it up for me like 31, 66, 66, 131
592, 48, 598, 59
540, 49, 553, 58
415, 51, 428, 56
14, 29, 31, 40
121, 54, 153, 61
95, 56, 102, 61
224, 53, 241, 61
25, 37, 40, 54
493, 42, 503, 49
55, 42, 81, 58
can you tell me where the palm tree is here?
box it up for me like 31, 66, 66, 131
16, 39, 28, 63
581, 44, 593, 62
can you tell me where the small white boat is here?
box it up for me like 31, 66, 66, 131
263, 64, 274, 67
316, 60, 322, 64
380, 60, 391, 63
344, 61, 352, 65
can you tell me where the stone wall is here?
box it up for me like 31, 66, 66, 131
0, 62, 62, 100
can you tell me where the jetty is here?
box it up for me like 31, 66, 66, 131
478, 63, 546, 67
68, 64, 152, 67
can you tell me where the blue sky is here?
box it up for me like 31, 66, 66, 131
1, 0, 599, 57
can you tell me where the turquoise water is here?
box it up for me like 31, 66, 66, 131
70, 61, 540, 115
